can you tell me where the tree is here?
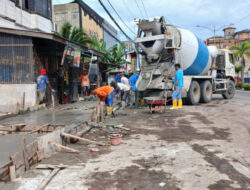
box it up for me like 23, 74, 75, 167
107, 44, 130, 66
230, 42, 250, 84
59, 22, 92, 46
90, 36, 109, 62
235, 65, 242, 78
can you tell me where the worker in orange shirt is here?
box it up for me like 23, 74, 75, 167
93, 86, 115, 116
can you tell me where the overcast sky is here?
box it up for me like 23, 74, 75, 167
53, 0, 250, 41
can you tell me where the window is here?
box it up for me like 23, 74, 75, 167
0, 34, 34, 84
229, 53, 234, 65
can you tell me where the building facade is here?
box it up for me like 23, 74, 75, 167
0, 0, 53, 33
53, 0, 118, 48
206, 27, 250, 49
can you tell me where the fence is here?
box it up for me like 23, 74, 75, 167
0, 33, 34, 84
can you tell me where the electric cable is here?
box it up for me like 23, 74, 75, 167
106, 0, 136, 35
134, 0, 144, 18
98, 0, 132, 41
140, 0, 149, 18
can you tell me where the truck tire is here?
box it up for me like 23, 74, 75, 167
187, 81, 200, 105
200, 80, 212, 103
222, 80, 235, 99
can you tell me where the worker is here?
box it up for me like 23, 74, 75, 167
171, 64, 184, 109
129, 72, 139, 107
93, 85, 115, 107
111, 81, 130, 109
120, 72, 130, 104
78, 70, 90, 96
36, 69, 52, 105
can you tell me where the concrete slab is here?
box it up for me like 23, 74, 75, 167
0, 101, 98, 126
0, 134, 40, 167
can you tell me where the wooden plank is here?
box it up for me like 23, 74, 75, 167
36, 164, 84, 169
48, 141, 80, 154
10, 151, 24, 169
37, 168, 60, 190
27, 123, 50, 134
15, 165, 25, 178
26, 141, 38, 160
115, 124, 131, 131
23, 138, 29, 170
36, 149, 45, 161
0, 165, 10, 180
61, 132, 106, 146
9, 165, 16, 181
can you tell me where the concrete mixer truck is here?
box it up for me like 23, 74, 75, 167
135, 17, 236, 105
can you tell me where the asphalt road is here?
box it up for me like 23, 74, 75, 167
234, 90, 250, 101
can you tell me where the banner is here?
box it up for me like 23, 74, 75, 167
73, 48, 81, 68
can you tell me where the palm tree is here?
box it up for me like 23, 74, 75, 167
90, 36, 109, 62
230, 42, 250, 84
107, 44, 130, 65
59, 22, 92, 46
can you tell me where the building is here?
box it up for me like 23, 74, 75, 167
0, 0, 53, 33
0, 0, 105, 113
53, 0, 119, 48
206, 27, 250, 49
234, 29, 250, 44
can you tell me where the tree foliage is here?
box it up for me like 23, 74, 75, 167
230, 42, 250, 84
59, 22, 92, 46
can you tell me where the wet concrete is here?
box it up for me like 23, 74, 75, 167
0, 101, 97, 126
0, 134, 40, 167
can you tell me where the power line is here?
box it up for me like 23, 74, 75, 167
98, 0, 132, 41
106, 0, 136, 35
134, 0, 144, 18
140, 0, 149, 18
121, 0, 136, 19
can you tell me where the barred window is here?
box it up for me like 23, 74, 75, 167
0, 33, 34, 84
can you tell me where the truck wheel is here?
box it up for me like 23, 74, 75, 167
222, 80, 235, 99
200, 80, 212, 103
187, 81, 200, 105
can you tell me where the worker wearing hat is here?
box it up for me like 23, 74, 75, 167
171, 64, 184, 109
36, 69, 52, 105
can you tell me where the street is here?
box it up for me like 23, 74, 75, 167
2, 91, 250, 190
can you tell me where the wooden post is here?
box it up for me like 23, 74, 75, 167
9, 165, 16, 181
23, 138, 29, 170
22, 92, 25, 109
51, 93, 55, 109
100, 101, 104, 122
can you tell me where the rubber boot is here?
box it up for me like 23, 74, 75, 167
170, 100, 177, 110
177, 99, 183, 109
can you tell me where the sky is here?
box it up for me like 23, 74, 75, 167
53, 0, 250, 41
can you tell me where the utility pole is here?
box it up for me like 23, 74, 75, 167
196, 24, 234, 47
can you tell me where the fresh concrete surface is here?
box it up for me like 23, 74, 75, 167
0, 101, 97, 126
2, 92, 250, 189
0, 134, 40, 167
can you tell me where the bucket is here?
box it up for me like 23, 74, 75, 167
110, 134, 121, 145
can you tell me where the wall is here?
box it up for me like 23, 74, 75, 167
103, 20, 118, 49
0, 84, 36, 113
81, 9, 103, 39
0, 0, 52, 33
53, 3, 80, 33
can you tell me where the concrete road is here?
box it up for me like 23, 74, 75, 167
2, 92, 250, 190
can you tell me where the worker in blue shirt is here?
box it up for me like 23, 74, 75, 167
171, 64, 184, 109
129, 73, 139, 107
